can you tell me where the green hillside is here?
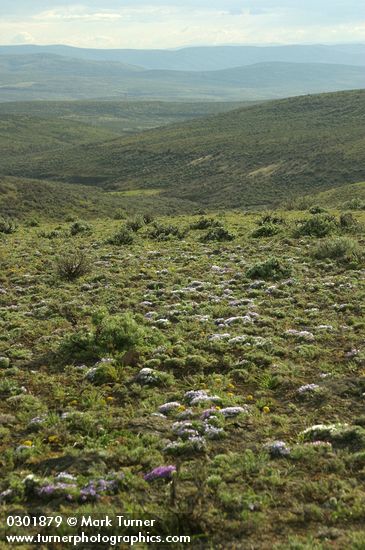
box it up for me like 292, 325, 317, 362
0, 114, 117, 157
0, 100, 248, 135
2, 90, 363, 210
0, 54, 364, 102
0, 176, 198, 220
297, 181, 365, 209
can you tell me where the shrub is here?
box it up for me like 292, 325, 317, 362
0, 218, 17, 234
309, 205, 327, 214
342, 198, 365, 211
311, 237, 362, 265
143, 213, 154, 224
257, 213, 285, 226
246, 258, 291, 280
107, 226, 134, 245
201, 226, 234, 242
126, 217, 144, 232
148, 223, 186, 241
60, 311, 145, 362
339, 212, 357, 229
190, 217, 221, 230
86, 360, 119, 385
93, 311, 145, 354
251, 224, 280, 238
56, 250, 91, 281
70, 220, 92, 236
295, 214, 337, 237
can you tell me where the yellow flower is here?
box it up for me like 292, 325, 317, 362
69, 400, 78, 406
227, 392, 234, 397
178, 405, 186, 411
263, 406, 270, 414
227, 383, 235, 389
48, 435, 59, 444
22, 440, 33, 447
246, 395, 254, 401
106, 396, 114, 403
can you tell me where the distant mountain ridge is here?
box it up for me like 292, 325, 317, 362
0, 53, 364, 102
1, 43, 365, 71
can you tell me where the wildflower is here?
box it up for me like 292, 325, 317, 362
136, 367, 159, 385
301, 423, 348, 440
246, 395, 254, 401
263, 406, 270, 414
184, 390, 220, 406
201, 408, 220, 420
22, 440, 33, 447
28, 415, 46, 427
56, 472, 77, 481
266, 441, 290, 458
203, 423, 224, 440
285, 329, 315, 341
297, 383, 320, 394
208, 333, 231, 342
48, 435, 60, 444
106, 396, 114, 403
158, 402, 182, 414
172, 421, 200, 439
304, 441, 332, 448
144, 466, 176, 482
220, 406, 250, 418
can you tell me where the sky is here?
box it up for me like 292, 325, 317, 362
0, 1, 364, 49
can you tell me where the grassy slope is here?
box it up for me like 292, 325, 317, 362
0, 100, 249, 136
0, 114, 117, 157
0, 54, 364, 101
0, 210, 364, 548
304, 181, 365, 208
0, 177, 198, 220
3, 90, 363, 210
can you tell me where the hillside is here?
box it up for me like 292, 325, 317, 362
1, 43, 365, 70
0, 100, 248, 135
2, 90, 363, 210
0, 54, 364, 102
299, 181, 365, 209
0, 176, 196, 220
0, 114, 117, 157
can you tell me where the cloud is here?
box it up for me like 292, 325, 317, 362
10, 31, 35, 44
0, 1, 363, 48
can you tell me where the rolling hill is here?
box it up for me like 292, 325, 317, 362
0, 53, 364, 102
0, 100, 248, 135
1, 90, 364, 211
1, 43, 365, 71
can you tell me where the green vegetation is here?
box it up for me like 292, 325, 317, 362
0, 86, 365, 547
0, 209, 364, 548
1, 90, 363, 213
0, 100, 248, 135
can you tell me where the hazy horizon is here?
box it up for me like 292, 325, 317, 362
2, 41, 365, 51
1, 0, 364, 49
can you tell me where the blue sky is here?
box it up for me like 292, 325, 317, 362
1, 1, 364, 48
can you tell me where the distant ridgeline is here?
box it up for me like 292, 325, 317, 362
0, 43, 364, 101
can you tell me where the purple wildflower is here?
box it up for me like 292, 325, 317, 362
144, 465, 176, 482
